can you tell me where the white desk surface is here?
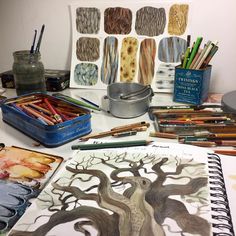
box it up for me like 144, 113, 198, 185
0, 88, 183, 161
1, 88, 236, 232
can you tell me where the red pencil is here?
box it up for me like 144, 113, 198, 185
44, 98, 63, 123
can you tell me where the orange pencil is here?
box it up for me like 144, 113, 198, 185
21, 105, 54, 125
214, 149, 236, 156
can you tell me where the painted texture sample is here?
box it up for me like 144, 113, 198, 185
155, 63, 175, 92
101, 37, 119, 84
0, 146, 63, 234
76, 7, 101, 34
74, 63, 98, 86
158, 36, 187, 63
76, 37, 100, 61
135, 7, 166, 37
168, 4, 189, 35
120, 37, 138, 82
138, 38, 156, 85
104, 7, 132, 34
70, 1, 190, 91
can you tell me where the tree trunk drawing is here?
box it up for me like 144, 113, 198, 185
10, 151, 211, 236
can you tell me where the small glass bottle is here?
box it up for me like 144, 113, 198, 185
12, 50, 46, 95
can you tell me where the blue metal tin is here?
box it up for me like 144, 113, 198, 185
173, 65, 212, 105
1, 93, 91, 147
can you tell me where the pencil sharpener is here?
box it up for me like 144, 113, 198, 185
106, 82, 153, 118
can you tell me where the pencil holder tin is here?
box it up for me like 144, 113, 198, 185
1, 93, 91, 147
173, 65, 212, 105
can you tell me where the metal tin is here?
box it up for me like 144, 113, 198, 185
107, 82, 153, 118
221, 90, 236, 114
173, 65, 212, 105
0, 69, 70, 91
1, 93, 91, 147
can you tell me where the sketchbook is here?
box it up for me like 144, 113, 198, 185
7, 143, 235, 236
0, 145, 63, 235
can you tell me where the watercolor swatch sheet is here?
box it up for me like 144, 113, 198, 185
8, 142, 234, 236
70, 1, 191, 92
0, 146, 63, 234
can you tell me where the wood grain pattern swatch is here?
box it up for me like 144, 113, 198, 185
135, 7, 166, 37
76, 37, 100, 61
76, 7, 101, 34
104, 7, 132, 34
70, 2, 190, 91
120, 37, 138, 82
168, 4, 189, 35
158, 36, 187, 62
138, 38, 156, 85
101, 37, 119, 84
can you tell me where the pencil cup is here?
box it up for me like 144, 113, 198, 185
12, 50, 46, 95
173, 65, 212, 105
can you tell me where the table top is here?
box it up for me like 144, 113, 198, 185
0, 88, 182, 161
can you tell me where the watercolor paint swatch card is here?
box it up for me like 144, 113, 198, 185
0, 146, 63, 234
69, 0, 191, 93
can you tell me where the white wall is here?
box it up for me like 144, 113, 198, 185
0, 0, 235, 93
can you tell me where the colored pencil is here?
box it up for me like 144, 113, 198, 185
190, 40, 211, 69
183, 140, 216, 147
21, 105, 54, 125
186, 37, 203, 69
44, 98, 63, 123
71, 140, 152, 150
53, 93, 101, 111
214, 149, 236, 156
195, 41, 218, 69
201, 45, 219, 68
80, 123, 149, 141
111, 121, 150, 131
182, 47, 190, 68
149, 131, 178, 139
112, 131, 137, 137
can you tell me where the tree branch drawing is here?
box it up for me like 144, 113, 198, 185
10, 151, 211, 236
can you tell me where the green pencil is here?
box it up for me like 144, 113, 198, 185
53, 93, 100, 111
186, 37, 203, 69
71, 140, 152, 150
182, 47, 190, 68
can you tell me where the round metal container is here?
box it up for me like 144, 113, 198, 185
107, 82, 153, 118
221, 90, 236, 114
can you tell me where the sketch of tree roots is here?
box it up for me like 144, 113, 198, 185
10, 151, 211, 236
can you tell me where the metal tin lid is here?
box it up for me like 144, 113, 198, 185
221, 90, 236, 113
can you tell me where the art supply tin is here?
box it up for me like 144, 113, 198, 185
1, 93, 91, 147
0, 69, 70, 91
173, 65, 212, 105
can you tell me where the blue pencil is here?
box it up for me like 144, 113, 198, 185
79, 96, 99, 108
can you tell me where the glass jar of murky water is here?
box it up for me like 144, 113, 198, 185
12, 50, 46, 95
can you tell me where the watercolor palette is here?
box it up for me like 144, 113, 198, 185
0, 146, 63, 234
69, 1, 191, 92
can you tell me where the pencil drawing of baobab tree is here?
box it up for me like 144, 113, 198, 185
10, 149, 211, 236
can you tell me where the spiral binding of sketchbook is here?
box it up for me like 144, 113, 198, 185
208, 153, 235, 236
